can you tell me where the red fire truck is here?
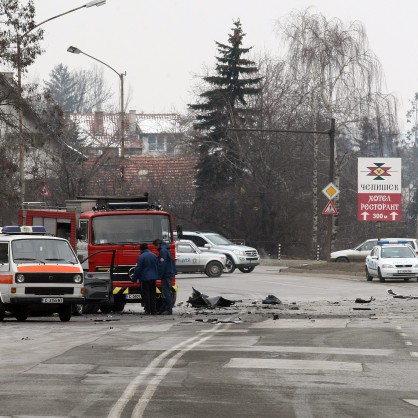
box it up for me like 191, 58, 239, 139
18, 195, 177, 313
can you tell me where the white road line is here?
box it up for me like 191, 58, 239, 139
131, 333, 217, 417
410, 352, 418, 358
403, 399, 418, 407
107, 326, 228, 418
405, 341, 413, 346
195, 345, 393, 356
400, 333, 408, 337
224, 358, 362, 372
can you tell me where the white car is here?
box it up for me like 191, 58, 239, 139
365, 242, 418, 282
175, 240, 226, 277
178, 231, 260, 273
331, 238, 418, 262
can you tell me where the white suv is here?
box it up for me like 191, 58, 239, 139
178, 231, 260, 273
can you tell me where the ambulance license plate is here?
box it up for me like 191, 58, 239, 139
41, 297, 64, 303
125, 294, 141, 300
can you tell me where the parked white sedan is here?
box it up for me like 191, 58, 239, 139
175, 240, 226, 277
365, 243, 418, 282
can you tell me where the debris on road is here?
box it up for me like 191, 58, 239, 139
355, 297, 375, 304
387, 289, 418, 299
353, 307, 372, 310
262, 295, 282, 305
187, 287, 235, 308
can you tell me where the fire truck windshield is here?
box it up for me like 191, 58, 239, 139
91, 214, 172, 245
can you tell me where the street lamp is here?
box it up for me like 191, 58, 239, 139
67, 46, 126, 180
17, 0, 106, 205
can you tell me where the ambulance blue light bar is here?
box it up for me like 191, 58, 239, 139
2, 226, 47, 234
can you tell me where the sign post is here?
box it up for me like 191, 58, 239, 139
357, 158, 401, 222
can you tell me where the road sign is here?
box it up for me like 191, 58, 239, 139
39, 183, 51, 198
322, 200, 338, 215
357, 158, 401, 222
322, 182, 339, 200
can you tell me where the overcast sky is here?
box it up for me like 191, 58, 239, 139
28, 0, 417, 132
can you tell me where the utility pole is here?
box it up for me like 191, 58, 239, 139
228, 117, 336, 261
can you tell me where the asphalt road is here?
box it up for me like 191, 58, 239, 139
1, 266, 418, 417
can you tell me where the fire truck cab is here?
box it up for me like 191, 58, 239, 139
18, 195, 177, 313
0, 226, 84, 322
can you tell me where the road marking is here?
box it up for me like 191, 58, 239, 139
410, 352, 418, 358
198, 329, 249, 333
405, 341, 413, 346
400, 332, 408, 337
403, 399, 418, 407
108, 325, 229, 418
251, 318, 350, 328
197, 345, 393, 356
225, 358, 362, 372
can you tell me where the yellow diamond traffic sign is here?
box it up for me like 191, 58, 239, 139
322, 182, 340, 200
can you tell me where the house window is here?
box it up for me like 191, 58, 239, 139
148, 135, 166, 152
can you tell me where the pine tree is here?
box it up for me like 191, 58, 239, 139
44, 64, 78, 112
189, 19, 261, 190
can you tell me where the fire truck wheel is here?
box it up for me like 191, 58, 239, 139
113, 302, 126, 312
58, 305, 72, 322
0, 300, 5, 321
82, 304, 100, 314
99, 305, 113, 314
171, 290, 177, 307
15, 308, 28, 321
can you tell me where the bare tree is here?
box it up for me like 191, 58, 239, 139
277, 8, 399, 254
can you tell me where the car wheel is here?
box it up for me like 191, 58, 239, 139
58, 305, 72, 322
224, 256, 236, 273
365, 267, 373, 281
335, 257, 349, 263
0, 300, 5, 321
238, 266, 255, 273
205, 261, 223, 277
378, 268, 385, 282
15, 308, 28, 321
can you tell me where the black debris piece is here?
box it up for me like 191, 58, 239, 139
273, 314, 279, 320
387, 289, 418, 299
353, 307, 372, 310
187, 287, 235, 308
262, 294, 282, 305
355, 297, 375, 304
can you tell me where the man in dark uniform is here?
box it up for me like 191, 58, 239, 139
132, 243, 159, 315
153, 238, 176, 315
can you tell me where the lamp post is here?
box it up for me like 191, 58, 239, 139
17, 0, 106, 206
67, 46, 126, 181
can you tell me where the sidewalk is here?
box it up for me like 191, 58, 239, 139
260, 258, 364, 275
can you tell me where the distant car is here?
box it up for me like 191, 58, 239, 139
175, 240, 226, 277
365, 241, 418, 282
178, 231, 260, 273
331, 238, 418, 262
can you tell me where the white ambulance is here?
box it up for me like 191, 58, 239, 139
0, 226, 84, 321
